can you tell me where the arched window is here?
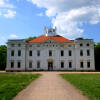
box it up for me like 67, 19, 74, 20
61, 62, 64, 68
61, 50, 64, 56
29, 61, 32, 68
80, 61, 84, 68
29, 50, 32, 56
80, 50, 83, 56
37, 50, 40, 56
18, 50, 21, 56
69, 62, 72, 68
37, 61, 40, 68
49, 50, 52, 56
69, 50, 72, 56
11, 50, 14, 56
87, 50, 90, 56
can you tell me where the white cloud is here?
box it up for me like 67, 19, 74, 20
37, 12, 43, 16
10, 34, 18, 39
4, 9, 16, 18
28, 0, 100, 39
0, 0, 16, 18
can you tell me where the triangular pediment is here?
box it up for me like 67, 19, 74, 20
44, 39, 58, 43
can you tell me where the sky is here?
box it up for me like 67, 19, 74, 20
0, 0, 100, 45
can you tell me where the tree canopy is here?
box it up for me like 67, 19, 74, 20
26, 37, 36, 42
94, 43, 100, 70
0, 45, 7, 70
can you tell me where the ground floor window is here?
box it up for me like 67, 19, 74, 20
11, 61, 14, 68
87, 61, 90, 68
17, 61, 21, 68
61, 62, 64, 68
69, 62, 72, 68
80, 61, 84, 68
29, 61, 32, 68
37, 61, 40, 68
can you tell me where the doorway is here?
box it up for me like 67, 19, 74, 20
48, 62, 53, 71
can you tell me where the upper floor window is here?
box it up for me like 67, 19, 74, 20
11, 44, 15, 47
69, 50, 72, 56
29, 61, 32, 68
87, 43, 90, 46
11, 50, 14, 56
61, 50, 64, 56
17, 61, 21, 68
61, 62, 64, 68
87, 50, 90, 56
80, 61, 84, 68
87, 61, 90, 68
80, 50, 83, 56
69, 62, 72, 68
80, 43, 83, 47
11, 61, 14, 68
37, 61, 40, 68
37, 50, 40, 56
49, 50, 52, 56
18, 44, 21, 47
18, 50, 21, 56
29, 50, 32, 56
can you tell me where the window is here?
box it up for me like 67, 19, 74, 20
18, 50, 21, 56
49, 50, 52, 56
61, 62, 64, 68
11, 61, 14, 68
37, 50, 40, 56
61, 50, 64, 56
29, 61, 32, 68
11, 50, 14, 56
87, 61, 90, 68
11, 44, 15, 47
37, 61, 40, 68
69, 62, 72, 68
69, 50, 72, 56
80, 62, 84, 68
17, 62, 21, 68
87, 43, 90, 46
80, 43, 83, 47
87, 50, 90, 56
29, 50, 32, 56
18, 44, 21, 47
80, 50, 83, 56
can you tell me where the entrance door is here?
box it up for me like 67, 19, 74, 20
48, 62, 53, 71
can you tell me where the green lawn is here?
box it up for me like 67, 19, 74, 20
60, 74, 100, 100
0, 73, 40, 100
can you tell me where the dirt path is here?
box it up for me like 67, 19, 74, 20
13, 72, 89, 100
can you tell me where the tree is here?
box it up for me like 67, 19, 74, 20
94, 43, 100, 71
26, 37, 36, 42
0, 45, 7, 70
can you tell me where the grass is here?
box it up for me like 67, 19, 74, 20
60, 74, 100, 100
0, 73, 40, 100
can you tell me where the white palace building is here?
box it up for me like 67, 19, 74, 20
6, 27, 95, 71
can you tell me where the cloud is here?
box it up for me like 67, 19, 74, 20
36, 12, 43, 16
10, 34, 18, 39
0, 0, 16, 18
3, 9, 16, 18
28, 0, 100, 39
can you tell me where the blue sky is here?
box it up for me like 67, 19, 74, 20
0, 0, 100, 45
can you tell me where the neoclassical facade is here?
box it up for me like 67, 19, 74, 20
6, 27, 95, 71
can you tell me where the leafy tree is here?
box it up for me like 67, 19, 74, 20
26, 37, 36, 42
0, 45, 7, 70
94, 43, 100, 71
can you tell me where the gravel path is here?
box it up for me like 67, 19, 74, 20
13, 72, 89, 100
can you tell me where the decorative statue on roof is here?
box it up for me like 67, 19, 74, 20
44, 26, 56, 37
